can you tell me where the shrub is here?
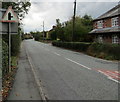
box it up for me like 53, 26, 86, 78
11, 35, 21, 56
52, 41, 91, 52
87, 43, 120, 60
2, 39, 9, 76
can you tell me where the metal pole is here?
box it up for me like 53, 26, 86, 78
8, 22, 11, 72
72, 0, 76, 42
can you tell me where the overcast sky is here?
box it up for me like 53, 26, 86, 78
22, 0, 119, 33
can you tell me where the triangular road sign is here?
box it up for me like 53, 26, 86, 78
1, 6, 18, 23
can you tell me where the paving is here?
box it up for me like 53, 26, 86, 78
7, 42, 42, 100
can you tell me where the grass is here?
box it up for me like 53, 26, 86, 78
2, 56, 18, 101
11, 56, 18, 68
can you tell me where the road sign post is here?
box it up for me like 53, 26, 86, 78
8, 22, 11, 72
0, 6, 19, 72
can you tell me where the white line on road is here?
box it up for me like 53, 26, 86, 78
53, 52, 61, 56
44, 48, 50, 51
98, 70, 120, 84
108, 77, 120, 84
25, 49, 47, 101
115, 71, 119, 73
65, 58, 91, 70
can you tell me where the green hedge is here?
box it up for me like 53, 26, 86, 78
52, 41, 91, 52
11, 35, 21, 56
87, 43, 120, 60
52, 41, 120, 60
2, 39, 9, 76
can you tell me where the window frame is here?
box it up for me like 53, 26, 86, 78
111, 17, 119, 27
112, 35, 119, 44
97, 20, 103, 28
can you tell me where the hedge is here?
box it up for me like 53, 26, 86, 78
52, 41, 120, 60
11, 35, 21, 56
52, 41, 91, 52
87, 43, 120, 60
2, 39, 9, 76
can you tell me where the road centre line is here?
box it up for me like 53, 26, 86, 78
44, 48, 50, 51
65, 58, 91, 70
53, 52, 61, 56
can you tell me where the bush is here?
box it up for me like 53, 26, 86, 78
11, 35, 21, 56
52, 41, 91, 52
87, 43, 120, 60
2, 39, 9, 76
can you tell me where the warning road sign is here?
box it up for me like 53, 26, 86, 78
0, 6, 18, 34
0, 6, 18, 23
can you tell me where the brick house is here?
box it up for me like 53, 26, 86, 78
90, 4, 120, 44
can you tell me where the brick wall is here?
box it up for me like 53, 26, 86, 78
93, 15, 119, 29
103, 36, 112, 43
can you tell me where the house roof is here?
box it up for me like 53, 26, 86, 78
89, 26, 120, 34
94, 4, 120, 21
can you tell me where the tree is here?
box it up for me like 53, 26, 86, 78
2, 1, 31, 56
2, 1, 31, 20
52, 14, 93, 42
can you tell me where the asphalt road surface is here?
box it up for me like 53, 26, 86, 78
9, 39, 119, 100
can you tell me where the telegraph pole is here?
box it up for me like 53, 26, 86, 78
72, 0, 76, 42
43, 21, 44, 40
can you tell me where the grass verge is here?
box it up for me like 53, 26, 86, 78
2, 56, 18, 101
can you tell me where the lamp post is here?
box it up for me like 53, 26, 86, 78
72, 0, 76, 42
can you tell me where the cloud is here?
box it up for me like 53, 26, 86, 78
23, 1, 118, 33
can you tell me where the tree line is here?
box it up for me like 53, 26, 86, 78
30, 14, 94, 42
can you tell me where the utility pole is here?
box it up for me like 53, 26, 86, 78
72, 0, 76, 42
43, 21, 44, 40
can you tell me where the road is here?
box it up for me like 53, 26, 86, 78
9, 39, 119, 100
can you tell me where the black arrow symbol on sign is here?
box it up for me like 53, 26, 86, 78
8, 12, 13, 20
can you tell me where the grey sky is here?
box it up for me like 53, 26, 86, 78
23, 1, 119, 33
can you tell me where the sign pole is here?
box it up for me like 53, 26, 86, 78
0, 6, 18, 73
8, 22, 11, 72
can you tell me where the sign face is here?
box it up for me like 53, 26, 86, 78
0, 6, 18, 34
1, 6, 18, 23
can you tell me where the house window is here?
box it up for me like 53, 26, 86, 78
97, 20, 103, 28
111, 17, 119, 27
98, 35, 103, 43
112, 35, 119, 44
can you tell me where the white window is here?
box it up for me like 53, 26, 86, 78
112, 35, 119, 44
97, 20, 103, 28
98, 35, 103, 43
111, 17, 119, 27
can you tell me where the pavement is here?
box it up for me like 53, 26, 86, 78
8, 39, 119, 100
7, 42, 42, 100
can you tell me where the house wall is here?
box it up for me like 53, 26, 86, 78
95, 34, 120, 44
93, 15, 119, 29
104, 18, 111, 28
118, 15, 120, 26
103, 36, 112, 43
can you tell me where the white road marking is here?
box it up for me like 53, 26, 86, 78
106, 71, 120, 78
53, 52, 61, 56
98, 70, 120, 84
44, 48, 50, 51
108, 77, 120, 84
65, 58, 91, 70
26, 49, 47, 101
115, 71, 119, 73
